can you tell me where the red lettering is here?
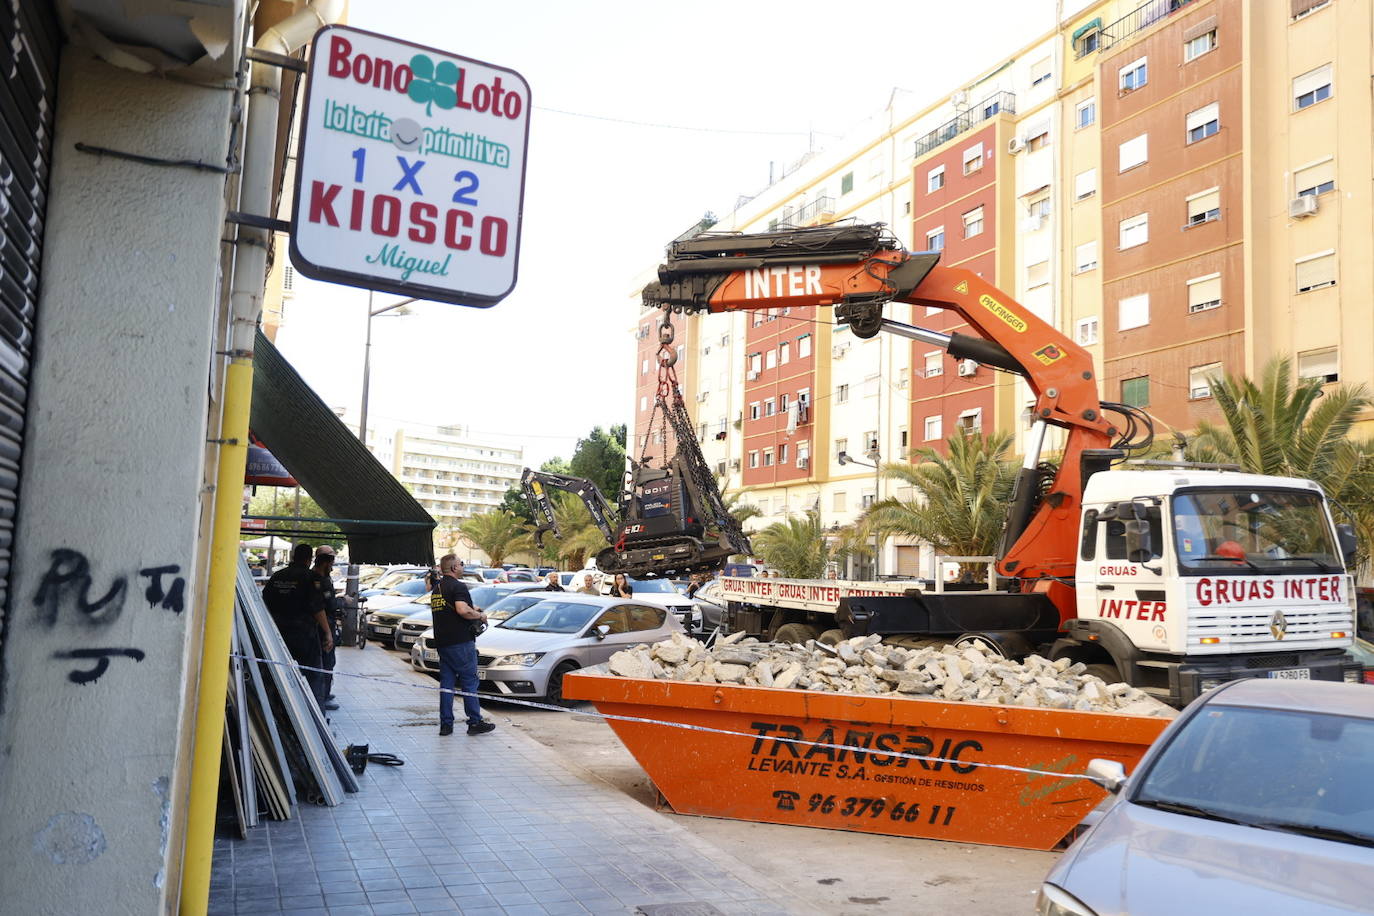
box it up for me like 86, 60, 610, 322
1262, 580, 1275, 600
1104, 599, 1121, 618
479, 216, 508, 256
1215, 580, 1230, 603
349, 188, 365, 231
327, 36, 352, 78
371, 195, 400, 236
395, 65, 413, 92
408, 202, 437, 243
1151, 602, 1166, 622
472, 83, 491, 112
444, 210, 473, 250
308, 181, 340, 226
1197, 578, 1213, 606
502, 90, 521, 119
353, 53, 373, 85
372, 57, 394, 90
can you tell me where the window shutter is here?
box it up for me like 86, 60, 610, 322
1291, 0, 1326, 16
1295, 253, 1335, 291
1293, 65, 1332, 99
1182, 15, 1218, 42
1188, 189, 1220, 219
1119, 134, 1148, 170
963, 143, 983, 164
1186, 103, 1219, 131
1294, 160, 1334, 194
1075, 169, 1096, 199
1297, 348, 1337, 380
1187, 274, 1222, 308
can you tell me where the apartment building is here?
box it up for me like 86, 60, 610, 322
632, 0, 1374, 576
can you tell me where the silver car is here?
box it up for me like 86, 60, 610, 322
408, 590, 556, 673
1038, 678, 1374, 916
473, 595, 685, 705
394, 582, 546, 652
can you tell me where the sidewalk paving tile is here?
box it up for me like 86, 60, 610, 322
210, 646, 815, 915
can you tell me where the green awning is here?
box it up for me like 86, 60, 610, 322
1072, 17, 1102, 42
251, 330, 435, 565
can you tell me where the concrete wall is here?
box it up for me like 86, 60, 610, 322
0, 49, 232, 912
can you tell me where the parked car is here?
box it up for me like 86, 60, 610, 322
1348, 636, 1374, 685
407, 591, 557, 672
690, 579, 726, 630
504, 568, 539, 583
359, 577, 431, 614
477, 567, 506, 583
619, 577, 701, 632
359, 565, 428, 599
394, 583, 547, 651
1038, 678, 1374, 916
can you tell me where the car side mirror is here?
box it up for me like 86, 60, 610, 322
1086, 758, 1128, 794
1336, 523, 1357, 568
593, 624, 610, 641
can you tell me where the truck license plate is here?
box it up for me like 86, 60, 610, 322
1268, 667, 1310, 679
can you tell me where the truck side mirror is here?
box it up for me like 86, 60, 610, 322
1336, 523, 1357, 567
1123, 518, 1153, 564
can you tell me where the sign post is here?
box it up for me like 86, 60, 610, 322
290, 25, 530, 307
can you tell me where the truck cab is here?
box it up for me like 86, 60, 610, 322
1066, 469, 1357, 705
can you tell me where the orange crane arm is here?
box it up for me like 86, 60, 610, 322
644, 226, 1119, 580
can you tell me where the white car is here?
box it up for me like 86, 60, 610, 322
616, 577, 701, 632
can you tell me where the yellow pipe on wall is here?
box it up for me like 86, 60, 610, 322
179, 357, 252, 916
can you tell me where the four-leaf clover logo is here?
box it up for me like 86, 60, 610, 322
407, 53, 459, 117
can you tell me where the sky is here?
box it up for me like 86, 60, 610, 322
276, 0, 1062, 469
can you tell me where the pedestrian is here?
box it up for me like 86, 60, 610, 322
608, 572, 633, 598
429, 553, 495, 736
576, 574, 599, 595
311, 546, 341, 711
262, 543, 332, 708
685, 573, 702, 599
543, 571, 564, 591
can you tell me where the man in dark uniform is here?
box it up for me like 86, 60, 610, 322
263, 543, 333, 706
311, 546, 341, 710
430, 553, 495, 736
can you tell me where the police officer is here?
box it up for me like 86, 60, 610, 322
311, 546, 342, 710
263, 543, 333, 707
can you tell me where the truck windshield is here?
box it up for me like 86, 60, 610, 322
1172, 488, 1340, 573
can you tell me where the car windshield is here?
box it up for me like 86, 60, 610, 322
486, 593, 549, 622
499, 601, 600, 634
1173, 488, 1341, 573
386, 578, 429, 597
628, 578, 677, 594
1134, 704, 1374, 845
480, 569, 502, 579
466, 585, 502, 609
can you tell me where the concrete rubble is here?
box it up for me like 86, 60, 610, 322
607, 631, 1176, 717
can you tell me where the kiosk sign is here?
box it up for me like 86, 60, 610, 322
290, 26, 530, 307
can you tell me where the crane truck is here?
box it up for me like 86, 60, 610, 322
642, 223, 1360, 707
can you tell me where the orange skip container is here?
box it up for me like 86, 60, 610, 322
563, 672, 1169, 850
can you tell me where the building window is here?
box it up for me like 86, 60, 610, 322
1187, 273, 1222, 312
962, 205, 985, 239
748, 451, 759, 469
1119, 133, 1148, 171
1121, 376, 1150, 407
1186, 102, 1220, 143
836, 384, 849, 404
1119, 213, 1149, 249
1186, 187, 1221, 226
1074, 168, 1097, 200
861, 492, 876, 509
1297, 347, 1338, 383
763, 448, 774, 467
863, 430, 879, 452
1075, 27, 1100, 56
841, 171, 855, 194
749, 401, 760, 420
1027, 196, 1051, 226
797, 441, 810, 468
1030, 57, 1052, 86
955, 409, 982, 434
1183, 27, 1217, 62
926, 226, 945, 251
779, 393, 789, 412
1295, 251, 1336, 292
765, 349, 777, 370
1075, 240, 1098, 273
1295, 159, 1335, 197
1293, 64, 1332, 110
749, 353, 762, 374
764, 398, 776, 417
779, 443, 789, 464
798, 334, 812, 358
779, 341, 790, 364
924, 351, 943, 377
1076, 98, 1096, 128
1025, 123, 1051, 152
639, 395, 647, 411
835, 438, 848, 461
962, 143, 984, 175
1075, 316, 1099, 345
1292, 0, 1331, 20
1119, 293, 1150, 330
833, 490, 847, 511
1189, 362, 1223, 399
927, 165, 945, 192
1119, 56, 1148, 92
1027, 260, 1049, 288
898, 428, 908, 448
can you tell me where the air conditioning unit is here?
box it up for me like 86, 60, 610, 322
731, 459, 742, 471
957, 359, 979, 377
1007, 137, 1024, 155
950, 89, 969, 108
1289, 195, 1319, 219
797, 457, 809, 469
746, 370, 760, 381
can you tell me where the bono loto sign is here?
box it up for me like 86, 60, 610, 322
290, 26, 530, 307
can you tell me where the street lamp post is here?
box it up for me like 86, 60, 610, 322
837, 447, 883, 578
359, 291, 418, 447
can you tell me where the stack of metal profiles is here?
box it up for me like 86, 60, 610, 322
223, 556, 357, 836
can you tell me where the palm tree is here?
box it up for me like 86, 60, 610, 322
457, 509, 526, 567
1186, 355, 1374, 568
751, 510, 847, 578
509, 492, 610, 570
860, 431, 1017, 574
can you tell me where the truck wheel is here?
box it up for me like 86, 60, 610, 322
1084, 663, 1121, 684
773, 623, 821, 645
818, 628, 844, 647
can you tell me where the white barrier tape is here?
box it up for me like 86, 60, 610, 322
235, 652, 1110, 785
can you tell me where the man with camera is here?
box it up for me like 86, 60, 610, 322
429, 554, 495, 736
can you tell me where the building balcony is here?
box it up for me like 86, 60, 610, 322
913, 92, 1016, 159
1100, 0, 1195, 52
798, 196, 835, 226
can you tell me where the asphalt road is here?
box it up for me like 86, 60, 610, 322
378, 642, 1060, 916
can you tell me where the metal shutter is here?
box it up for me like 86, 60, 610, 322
0, 1, 60, 634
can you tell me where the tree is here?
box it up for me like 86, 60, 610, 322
751, 510, 848, 578
1185, 356, 1374, 568
860, 432, 1017, 571
569, 425, 627, 498
499, 485, 534, 526
246, 488, 343, 548
457, 509, 526, 567
508, 492, 607, 570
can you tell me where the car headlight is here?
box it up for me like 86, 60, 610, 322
492, 653, 545, 667
1035, 884, 1097, 916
